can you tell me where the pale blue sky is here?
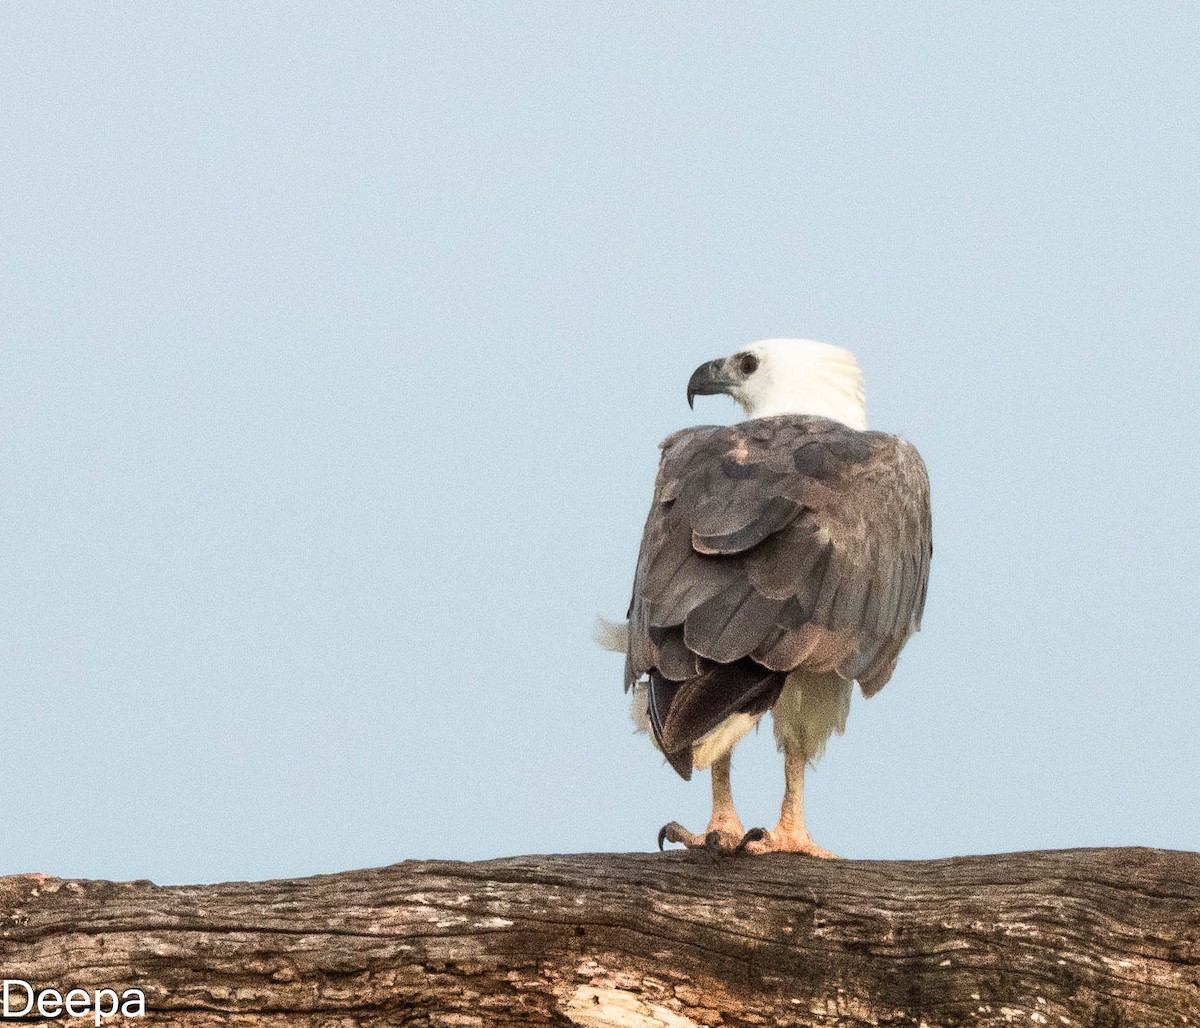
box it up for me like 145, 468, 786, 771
2, 4, 1197, 885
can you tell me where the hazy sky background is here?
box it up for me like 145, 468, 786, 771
3, 4, 1198, 886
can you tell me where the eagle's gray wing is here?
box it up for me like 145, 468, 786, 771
626, 415, 931, 778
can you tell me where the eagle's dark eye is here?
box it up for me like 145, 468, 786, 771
737, 353, 759, 376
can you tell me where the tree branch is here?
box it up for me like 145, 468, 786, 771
2, 847, 1197, 1026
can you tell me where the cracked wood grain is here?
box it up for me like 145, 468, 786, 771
1, 848, 1198, 1026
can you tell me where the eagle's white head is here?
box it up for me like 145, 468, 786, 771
687, 338, 868, 430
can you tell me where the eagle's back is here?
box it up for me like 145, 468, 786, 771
626, 415, 931, 776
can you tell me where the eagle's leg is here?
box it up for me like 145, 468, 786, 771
740, 745, 837, 857
658, 752, 746, 851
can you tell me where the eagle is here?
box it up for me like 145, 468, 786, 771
600, 339, 931, 856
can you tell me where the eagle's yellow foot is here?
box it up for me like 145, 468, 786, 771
657, 820, 746, 853
737, 826, 839, 858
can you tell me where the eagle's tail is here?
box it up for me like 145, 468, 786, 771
649, 661, 785, 781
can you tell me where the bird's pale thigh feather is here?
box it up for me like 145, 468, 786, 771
772, 670, 852, 766
690, 713, 760, 771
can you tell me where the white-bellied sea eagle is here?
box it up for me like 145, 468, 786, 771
599, 339, 931, 856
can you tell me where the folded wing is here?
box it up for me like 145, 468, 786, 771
626, 416, 931, 777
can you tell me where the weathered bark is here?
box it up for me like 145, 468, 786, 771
1, 848, 1197, 1026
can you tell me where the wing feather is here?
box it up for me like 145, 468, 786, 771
625, 416, 932, 778
683, 584, 783, 663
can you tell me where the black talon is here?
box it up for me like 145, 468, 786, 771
658, 821, 686, 851
704, 831, 722, 852
737, 827, 767, 853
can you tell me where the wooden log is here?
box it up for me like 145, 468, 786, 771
1, 847, 1197, 1026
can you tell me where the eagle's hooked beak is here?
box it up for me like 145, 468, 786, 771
686, 358, 737, 409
